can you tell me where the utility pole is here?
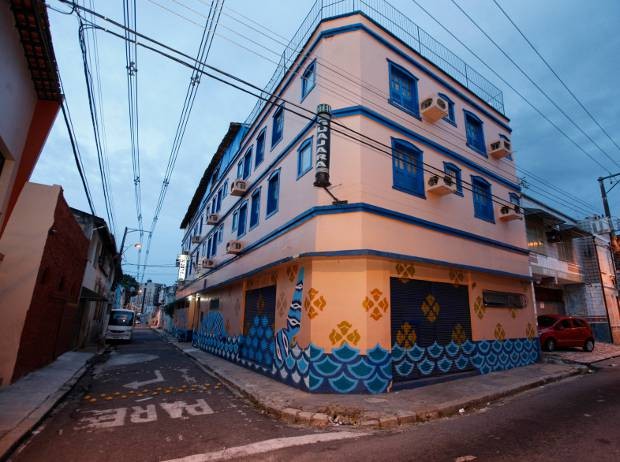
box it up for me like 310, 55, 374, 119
597, 173, 620, 238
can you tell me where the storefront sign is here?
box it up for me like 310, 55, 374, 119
314, 103, 331, 188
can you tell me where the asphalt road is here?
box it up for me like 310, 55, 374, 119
8, 328, 328, 462
8, 329, 620, 461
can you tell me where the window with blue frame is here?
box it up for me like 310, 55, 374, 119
232, 210, 238, 232
206, 236, 212, 258
388, 62, 419, 116
392, 139, 424, 197
242, 148, 252, 180
464, 110, 486, 155
301, 61, 316, 99
439, 93, 456, 126
255, 129, 265, 167
297, 137, 313, 178
250, 188, 261, 228
509, 192, 520, 206
443, 162, 462, 195
216, 188, 223, 212
266, 171, 280, 217
218, 225, 223, 243
237, 202, 248, 237
223, 179, 228, 197
472, 176, 494, 222
237, 160, 243, 179
272, 105, 284, 148
210, 232, 217, 256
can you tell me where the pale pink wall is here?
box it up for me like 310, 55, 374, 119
0, 183, 60, 385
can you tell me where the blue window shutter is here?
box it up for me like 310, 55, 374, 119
237, 203, 248, 237
211, 234, 217, 256
243, 149, 252, 179
267, 172, 280, 216
272, 106, 284, 147
389, 63, 418, 114
232, 211, 238, 231
472, 177, 494, 222
237, 161, 243, 179
465, 112, 486, 154
392, 140, 423, 196
255, 131, 265, 167
250, 190, 260, 228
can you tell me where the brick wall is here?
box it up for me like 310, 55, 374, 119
11, 191, 88, 381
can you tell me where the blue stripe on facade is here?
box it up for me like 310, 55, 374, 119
180, 202, 529, 296
332, 106, 520, 191
182, 245, 530, 299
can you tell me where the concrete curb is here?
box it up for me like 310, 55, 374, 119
0, 358, 94, 461
156, 329, 585, 430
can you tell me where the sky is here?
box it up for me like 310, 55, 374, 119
33, 0, 620, 284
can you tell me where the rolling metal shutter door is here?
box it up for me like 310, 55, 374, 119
390, 277, 473, 382
240, 285, 277, 367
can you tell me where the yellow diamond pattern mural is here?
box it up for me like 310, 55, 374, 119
451, 324, 468, 344
303, 287, 326, 320
329, 321, 361, 346
473, 295, 485, 319
526, 322, 537, 340
494, 323, 506, 341
421, 294, 440, 322
362, 288, 389, 321
396, 322, 416, 348
286, 264, 299, 282
395, 262, 416, 282
449, 269, 465, 287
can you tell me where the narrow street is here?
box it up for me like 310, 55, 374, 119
8, 329, 620, 461
8, 329, 347, 462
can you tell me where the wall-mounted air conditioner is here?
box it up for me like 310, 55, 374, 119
426, 174, 458, 196
489, 139, 512, 159
420, 96, 448, 123
226, 240, 244, 254
230, 179, 248, 196
207, 213, 219, 225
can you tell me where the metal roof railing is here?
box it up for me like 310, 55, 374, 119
244, 0, 505, 129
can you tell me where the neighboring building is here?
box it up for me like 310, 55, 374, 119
0, 183, 88, 386
523, 195, 620, 344
0, 1, 61, 241
176, 1, 538, 393
71, 208, 120, 348
132, 280, 163, 318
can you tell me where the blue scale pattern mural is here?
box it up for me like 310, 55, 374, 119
391, 338, 539, 379
191, 267, 539, 394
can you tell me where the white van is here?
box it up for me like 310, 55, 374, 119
105, 309, 135, 342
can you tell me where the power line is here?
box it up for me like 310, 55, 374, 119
448, 0, 620, 170
66, 0, 600, 220
162, 0, 599, 216
138, 0, 225, 282
122, 0, 145, 278
491, 0, 620, 154
409, 0, 612, 175
76, 20, 117, 234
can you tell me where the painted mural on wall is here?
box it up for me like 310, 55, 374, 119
192, 266, 539, 394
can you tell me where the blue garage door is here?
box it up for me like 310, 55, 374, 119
240, 285, 276, 368
390, 277, 473, 383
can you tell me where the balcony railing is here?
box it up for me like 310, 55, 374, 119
244, 0, 505, 129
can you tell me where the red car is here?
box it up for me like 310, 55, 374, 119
537, 315, 595, 352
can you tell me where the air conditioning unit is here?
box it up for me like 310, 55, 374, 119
427, 174, 458, 196
191, 235, 202, 244
489, 139, 512, 159
420, 96, 448, 123
201, 257, 215, 269
207, 213, 219, 225
226, 240, 244, 254
230, 179, 248, 196
498, 204, 523, 222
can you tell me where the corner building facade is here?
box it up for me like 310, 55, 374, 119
177, 1, 539, 394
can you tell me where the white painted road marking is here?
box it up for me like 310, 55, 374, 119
123, 370, 164, 389
74, 399, 214, 430
178, 368, 197, 385
161, 432, 369, 462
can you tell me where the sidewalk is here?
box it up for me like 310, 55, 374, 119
0, 351, 94, 459
157, 330, 584, 429
543, 342, 620, 367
